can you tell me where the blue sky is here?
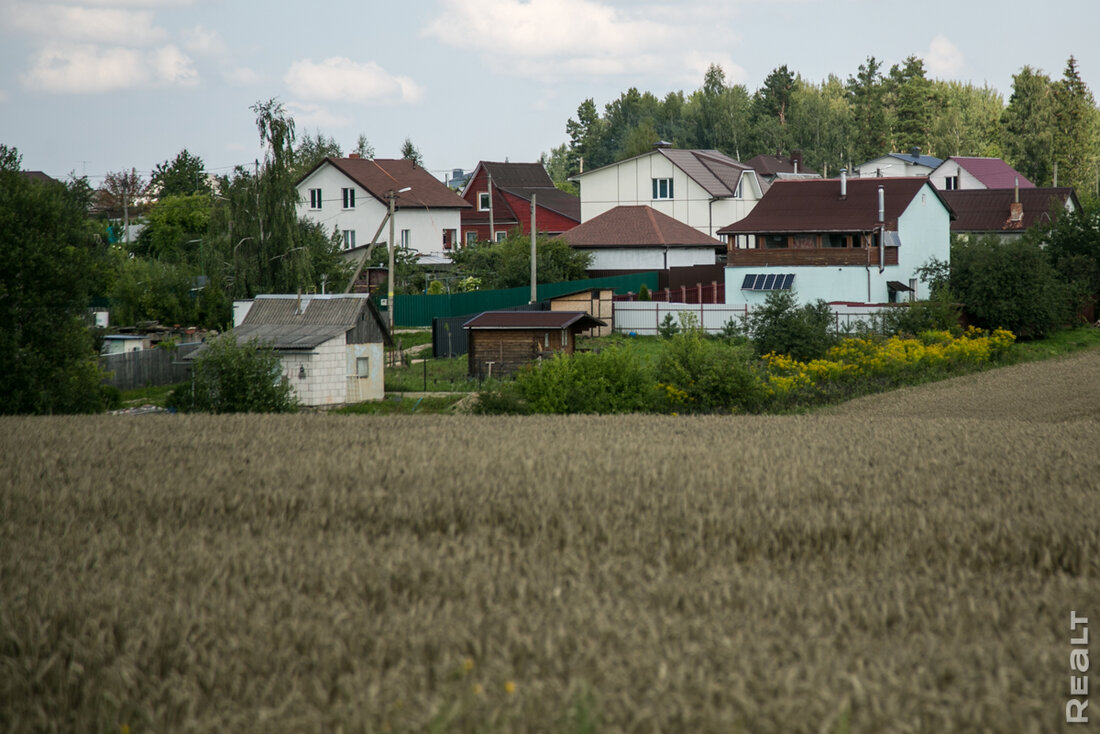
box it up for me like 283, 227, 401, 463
1, 0, 1096, 186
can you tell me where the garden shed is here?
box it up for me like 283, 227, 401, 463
463, 310, 606, 379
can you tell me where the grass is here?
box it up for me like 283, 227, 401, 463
1007, 323, 1100, 362
390, 328, 434, 350
384, 356, 491, 393
117, 382, 183, 408
333, 394, 467, 415
3, 352, 1099, 732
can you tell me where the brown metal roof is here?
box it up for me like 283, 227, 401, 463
940, 188, 1078, 233
744, 154, 819, 177
556, 205, 723, 248
718, 178, 949, 235
301, 158, 471, 210
498, 186, 581, 221
481, 161, 554, 188
463, 311, 607, 330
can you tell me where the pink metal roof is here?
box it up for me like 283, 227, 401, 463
949, 157, 1035, 189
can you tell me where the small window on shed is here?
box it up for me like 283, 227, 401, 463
356, 357, 370, 378
561, 329, 568, 347
544, 332, 550, 348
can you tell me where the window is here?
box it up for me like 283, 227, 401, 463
740, 273, 795, 291
342, 187, 355, 208
652, 178, 674, 200
356, 357, 370, 378
465, 230, 477, 245
944, 176, 959, 191
478, 192, 491, 211
495, 231, 506, 243
400, 229, 411, 249
342, 230, 356, 249
544, 332, 550, 348
763, 234, 787, 249
309, 188, 322, 209
561, 329, 568, 347
825, 233, 848, 249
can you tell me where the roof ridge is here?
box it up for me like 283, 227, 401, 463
645, 205, 665, 246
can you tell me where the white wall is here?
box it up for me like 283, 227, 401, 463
613, 301, 893, 335
280, 336, 348, 406
345, 342, 385, 402
927, 160, 988, 190
576, 152, 759, 237
296, 164, 461, 257
583, 247, 717, 271
855, 156, 935, 178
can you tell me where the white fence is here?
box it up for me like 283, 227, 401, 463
613, 302, 896, 336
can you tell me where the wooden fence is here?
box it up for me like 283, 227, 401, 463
100, 343, 201, 390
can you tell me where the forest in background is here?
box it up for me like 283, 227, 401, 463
543, 55, 1100, 200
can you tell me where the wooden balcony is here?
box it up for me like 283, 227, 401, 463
726, 246, 898, 267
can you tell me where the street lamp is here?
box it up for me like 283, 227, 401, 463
387, 186, 412, 332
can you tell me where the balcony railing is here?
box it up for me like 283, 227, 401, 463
726, 246, 898, 267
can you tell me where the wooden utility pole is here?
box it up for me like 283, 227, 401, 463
530, 194, 537, 303
487, 171, 495, 242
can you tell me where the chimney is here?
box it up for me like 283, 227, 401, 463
1010, 177, 1023, 222
877, 185, 885, 225
349, 153, 360, 159
840, 168, 847, 199
910, 146, 920, 160
653, 140, 672, 149
791, 149, 803, 174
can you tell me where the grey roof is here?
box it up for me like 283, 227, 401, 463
884, 152, 943, 168
658, 149, 751, 198
232, 323, 349, 350
242, 295, 370, 327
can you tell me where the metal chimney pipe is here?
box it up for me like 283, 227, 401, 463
840, 168, 847, 198
878, 185, 885, 224
878, 185, 885, 273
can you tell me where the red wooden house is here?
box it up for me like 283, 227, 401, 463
459, 161, 580, 245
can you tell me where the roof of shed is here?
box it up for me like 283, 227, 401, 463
940, 187, 1078, 232
463, 311, 607, 330
718, 178, 950, 235
556, 205, 723, 248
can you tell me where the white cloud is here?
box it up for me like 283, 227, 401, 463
285, 102, 351, 130
924, 34, 964, 77
181, 25, 226, 57
422, 0, 724, 83
1, 2, 167, 45
22, 43, 196, 93
224, 66, 260, 85
284, 57, 422, 105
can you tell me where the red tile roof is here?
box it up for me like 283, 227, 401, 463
301, 158, 471, 210
556, 205, 723, 248
463, 311, 606, 330
940, 188, 1078, 232
718, 178, 947, 235
947, 157, 1035, 189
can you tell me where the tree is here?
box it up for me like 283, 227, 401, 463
151, 149, 211, 198
847, 57, 890, 165
400, 137, 423, 166
1001, 66, 1056, 186
750, 65, 796, 155
291, 129, 342, 180
565, 98, 608, 175
746, 290, 836, 361
102, 167, 148, 245
0, 145, 111, 413
353, 134, 375, 159
1051, 56, 1100, 194
929, 81, 1004, 158
168, 334, 297, 413
450, 229, 592, 290
888, 56, 934, 153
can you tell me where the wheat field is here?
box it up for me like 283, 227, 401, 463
2, 351, 1099, 733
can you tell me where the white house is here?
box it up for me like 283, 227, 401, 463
213, 293, 392, 406
569, 146, 763, 241
295, 157, 471, 259
718, 175, 953, 307
927, 157, 1035, 191
854, 148, 942, 178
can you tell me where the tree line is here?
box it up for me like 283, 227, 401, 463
545, 56, 1100, 199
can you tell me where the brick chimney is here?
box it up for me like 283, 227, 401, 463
349, 153, 360, 159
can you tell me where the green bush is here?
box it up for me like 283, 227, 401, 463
747, 290, 837, 361
654, 328, 764, 412
512, 346, 656, 414
657, 313, 679, 338
638, 284, 651, 301
169, 334, 298, 413
873, 288, 962, 337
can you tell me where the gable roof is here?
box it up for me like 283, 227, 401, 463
462, 161, 581, 221
940, 187, 1078, 233
941, 157, 1035, 189
882, 151, 943, 168
556, 205, 724, 248
463, 311, 606, 330
718, 178, 950, 235
572, 148, 754, 199
479, 161, 554, 188
299, 157, 471, 210
234, 294, 390, 350
21, 171, 59, 185
744, 154, 819, 177
500, 186, 581, 221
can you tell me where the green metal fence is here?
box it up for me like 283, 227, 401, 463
387, 272, 660, 327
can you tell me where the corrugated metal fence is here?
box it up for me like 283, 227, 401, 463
392, 272, 659, 327
100, 343, 201, 390
613, 302, 896, 336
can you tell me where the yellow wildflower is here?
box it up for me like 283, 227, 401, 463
504, 681, 516, 695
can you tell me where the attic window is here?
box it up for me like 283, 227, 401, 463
944, 176, 959, 191
741, 273, 795, 291
342, 187, 355, 208
478, 192, 490, 211
309, 188, 322, 209
652, 178, 674, 200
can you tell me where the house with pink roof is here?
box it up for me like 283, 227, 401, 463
928, 157, 1035, 192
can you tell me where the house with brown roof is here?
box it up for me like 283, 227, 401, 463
463, 310, 606, 378
928, 157, 1035, 191
295, 156, 471, 258
460, 161, 580, 244
569, 145, 763, 241
717, 174, 952, 306
555, 205, 724, 277
940, 187, 1079, 240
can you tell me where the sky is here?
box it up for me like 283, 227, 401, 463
1, 0, 1097, 187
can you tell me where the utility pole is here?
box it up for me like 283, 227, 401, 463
254, 159, 264, 261
530, 194, 537, 303
487, 171, 495, 243
388, 190, 396, 332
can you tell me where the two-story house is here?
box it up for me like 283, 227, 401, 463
568, 145, 763, 241
295, 156, 471, 258
460, 161, 580, 244
927, 157, 1035, 191
718, 175, 953, 306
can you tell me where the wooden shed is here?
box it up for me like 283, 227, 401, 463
463, 311, 607, 379
547, 288, 614, 337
